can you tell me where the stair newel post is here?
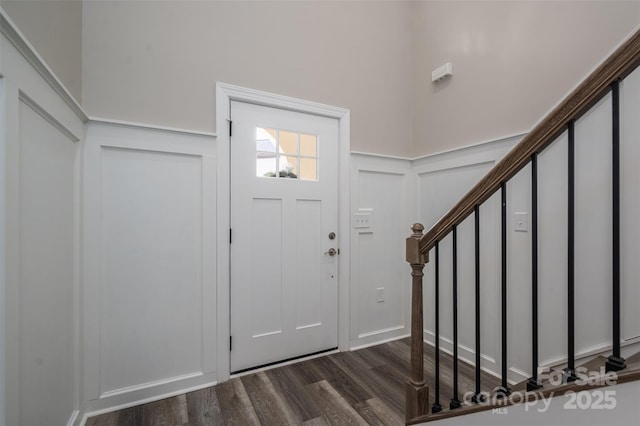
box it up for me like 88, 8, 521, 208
406, 223, 429, 420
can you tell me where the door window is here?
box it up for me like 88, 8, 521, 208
255, 127, 318, 181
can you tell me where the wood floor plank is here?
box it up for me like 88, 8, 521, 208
115, 406, 145, 426
85, 411, 118, 426
305, 380, 368, 425
265, 364, 324, 421
365, 397, 404, 425
328, 352, 404, 420
302, 415, 331, 425
241, 371, 300, 425
310, 355, 373, 406
215, 379, 261, 426
289, 358, 326, 385
186, 385, 224, 425
352, 400, 385, 425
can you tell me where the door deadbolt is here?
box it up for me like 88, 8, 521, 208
328, 232, 336, 240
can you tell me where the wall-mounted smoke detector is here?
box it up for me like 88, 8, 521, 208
432, 62, 453, 83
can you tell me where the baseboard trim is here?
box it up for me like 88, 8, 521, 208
80, 379, 218, 426
350, 333, 410, 351
67, 409, 80, 426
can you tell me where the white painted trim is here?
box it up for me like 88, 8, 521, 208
79, 380, 218, 426
19, 90, 80, 142
216, 82, 350, 119
541, 339, 640, 370
350, 150, 413, 161
350, 334, 410, 352
423, 332, 520, 386
508, 366, 531, 384
215, 82, 350, 383
412, 132, 527, 162
66, 410, 79, 426
88, 117, 217, 139
99, 371, 204, 399
357, 325, 406, 340
0, 8, 87, 122
424, 330, 497, 365
350, 132, 527, 163
0, 75, 6, 426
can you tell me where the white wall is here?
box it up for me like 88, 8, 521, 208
1, 0, 83, 101
411, 0, 640, 157
82, 122, 217, 417
81, 0, 414, 157
1, 14, 84, 425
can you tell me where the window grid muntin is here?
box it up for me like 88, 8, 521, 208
256, 126, 319, 181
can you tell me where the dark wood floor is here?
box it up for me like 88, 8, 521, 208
87, 338, 500, 425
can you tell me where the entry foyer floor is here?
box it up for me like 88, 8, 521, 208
87, 338, 500, 425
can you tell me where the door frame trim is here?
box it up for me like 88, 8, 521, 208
215, 82, 351, 382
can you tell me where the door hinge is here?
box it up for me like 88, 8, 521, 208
229, 336, 233, 351
229, 228, 232, 244
229, 120, 233, 137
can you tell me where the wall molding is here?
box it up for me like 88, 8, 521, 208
216, 82, 350, 119
357, 325, 406, 340
350, 132, 527, 164
19, 90, 80, 142
80, 379, 218, 426
0, 8, 87, 122
88, 117, 217, 139
350, 334, 410, 352
99, 371, 203, 399
82, 122, 217, 423
66, 410, 79, 426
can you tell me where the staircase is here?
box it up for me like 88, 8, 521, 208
405, 29, 640, 424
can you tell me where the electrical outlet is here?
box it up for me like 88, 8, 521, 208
514, 212, 528, 232
376, 287, 385, 303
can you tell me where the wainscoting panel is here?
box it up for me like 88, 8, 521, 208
349, 154, 413, 349
620, 67, 640, 345
414, 136, 519, 381
83, 122, 217, 415
1, 20, 85, 426
17, 94, 78, 426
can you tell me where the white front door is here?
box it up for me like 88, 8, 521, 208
230, 100, 339, 373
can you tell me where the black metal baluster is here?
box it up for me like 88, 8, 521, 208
528, 154, 543, 391
472, 205, 484, 403
497, 182, 511, 397
606, 81, 626, 372
450, 226, 461, 409
565, 121, 578, 383
432, 241, 443, 413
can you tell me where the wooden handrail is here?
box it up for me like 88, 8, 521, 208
419, 29, 640, 255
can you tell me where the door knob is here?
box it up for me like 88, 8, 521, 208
324, 248, 337, 256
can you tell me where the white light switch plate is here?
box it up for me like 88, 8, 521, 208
353, 210, 373, 229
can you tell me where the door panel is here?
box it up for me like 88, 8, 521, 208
230, 101, 339, 372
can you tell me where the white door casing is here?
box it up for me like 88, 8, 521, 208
215, 83, 350, 381
230, 101, 339, 372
